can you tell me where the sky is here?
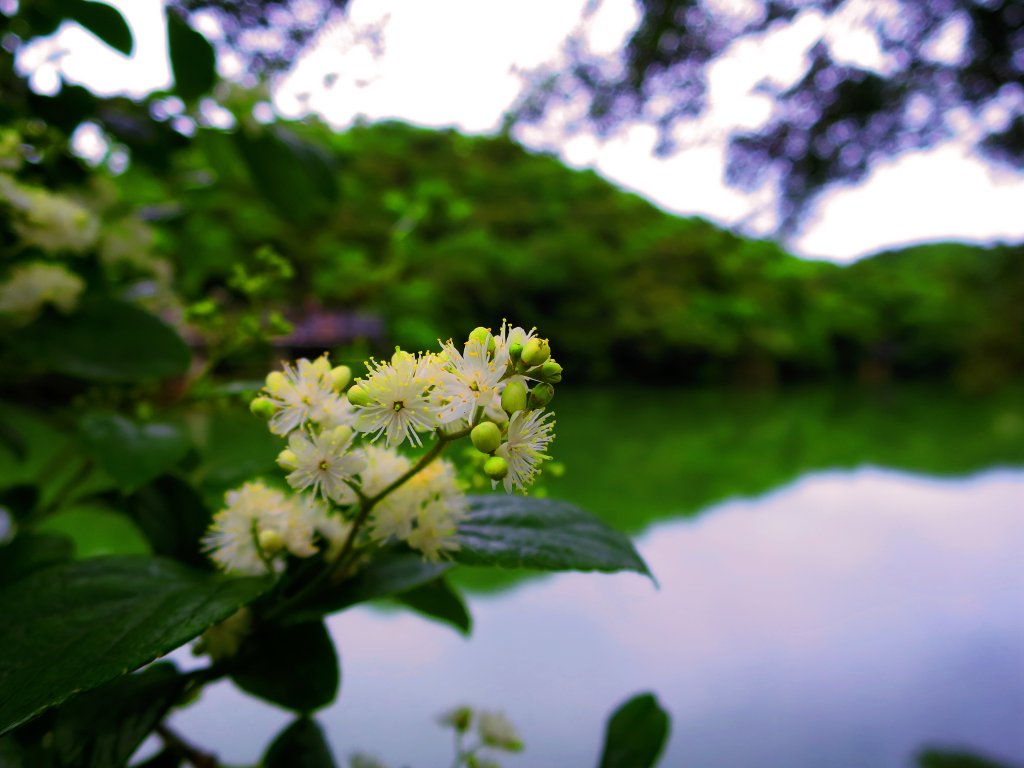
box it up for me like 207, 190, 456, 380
16, 0, 1024, 262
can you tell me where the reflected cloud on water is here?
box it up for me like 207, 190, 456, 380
169, 468, 1024, 767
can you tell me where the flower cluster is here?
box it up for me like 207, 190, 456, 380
0, 262, 85, 322
203, 323, 561, 575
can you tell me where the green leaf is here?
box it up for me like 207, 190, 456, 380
0, 486, 38, 523
395, 577, 471, 636
231, 621, 339, 713
0, 421, 27, 463
287, 549, 452, 624
453, 497, 652, 576
597, 693, 671, 768
21, 299, 191, 382
79, 413, 189, 491
65, 0, 133, 56
263, 717, 336, 768
917, 749, 1018, 768
0, 556, 270, 735
36, 506, 151, 558
167, 12, 216, 101
49, 662, 184, 768
125, 476, 212, 567
0, 534, 73, 586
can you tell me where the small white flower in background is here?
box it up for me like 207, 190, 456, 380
203, 481, 315, 575
286, 426, 366, 505
436, 336, 504, 423
493, 320, 535, 369
0, 176, 99, 254
494, 409, 556, 494
264, 356, 337, 436
405, 498, 462, 561
0, 262, 85, 322
351, 354, 439, 446
297, 495, 352, 561
477, 710, 524, 751
312, 392, 356, 430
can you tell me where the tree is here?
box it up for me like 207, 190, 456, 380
512, 0, 1024, 234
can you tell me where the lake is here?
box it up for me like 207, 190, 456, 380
164, 386, 1024, 767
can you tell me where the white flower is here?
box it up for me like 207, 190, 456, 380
405, 499, 462, 561
493, 320, 536, 370
0, 176, 99, 254
312, 392, 356, 430
494, 409, 555, 493
265, 356, 337, 436
352, 354, 439, 446
294, 495, 352, 561
203, 482, 310, 575
286, 426, 366, 504
435, 336, 504, 424
477, 711, 523, 751
0, 262, 84, 322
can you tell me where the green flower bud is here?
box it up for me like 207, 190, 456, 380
250, 396, 276, 419
501, 380, 528, 415
484, 455, 509, 480
331, 424, 354, 444
471, 422, 502, 454
258, 529, 285, 555
438, 705, 474, 733
330, 365, 352, 391
277, 448, 298, 471
265, 370, 286, 394
508, 342, 523, 363
469, 326, 495, 355
541, 361, 562, 382
348, 383, 372, 407
521, 337, 550, 366
529, 382, 554, 408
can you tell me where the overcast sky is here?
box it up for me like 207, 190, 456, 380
18, 0, 1024, 262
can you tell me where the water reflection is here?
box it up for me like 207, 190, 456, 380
169, 468, 1024, 767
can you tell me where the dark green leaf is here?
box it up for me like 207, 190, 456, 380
130, 747, 182, 768
36, 506, 151, 558
0, 422, 26, 463
262, 717, 336, 768
231, 621, 339, 713
395, 577, 471, 636
453, 497, 652, 577
167, 13, 215, 101
20, 300, 191, 382
0, 486, 37, 523
125, 476, 212, 567
0, 556, 270, 735
79, 414, 189, 491
50, 662, 184, 768
0, 534, 73, 587
917, 749, 1019, 768
597, 693, 670, 768
65, 0, 133, 56
287, 549, 451, 624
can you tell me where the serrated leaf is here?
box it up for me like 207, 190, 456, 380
263, 717, 336, 768
21, 299, 191, 382
167, 12, 215, 101
79, 414, 189, 491
452, 496, 652, 576
287, 549, 452, 624
395, 577, 471, 636
0, 534, 73, 587
0, 556, 270, 735
66, 0, 133, 56
231, 621, 339, 713
597, 693, 671, 768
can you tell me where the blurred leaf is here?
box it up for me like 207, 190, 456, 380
26, 85, 99, 133
0, 534, 73, 587
130, 748, 182, 768
917, 749, 1020, 768
0, 486, 37, 523
287, 549, 451, 624
36, 506, 151, 558
0, 556, 270, 735
65, 0, 133, 56
394, 577, 472, 636
231, 621, 339, 713
125, 476, 212, 567
20, 300, 191, 382
167, 12, 216, 101
50, 662, 184, 768
0, 422, 26, 463
79, 413, 189, 491
263, 717, 336, 768
453, 497, 652, 577
597, 693, 671, 768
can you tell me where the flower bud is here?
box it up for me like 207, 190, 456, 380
541, 361, 562, 382
331, 425, 354, 444
258, 528, 285, 555
277, 448, 298, 471
529, 382, 554, 408
484, 455, 509, 480
521, 338, 550, 366
501, 380, 528, 415
469, 326, 495, 355
330, 365, 352, 391
391, 348, 414, 366
508, 342, 523, 363
265, 370, 286, 394
250, 396, 276, 419
471, 422, 502, 454
347, 383, 372, 407
438, 706, 474, 733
